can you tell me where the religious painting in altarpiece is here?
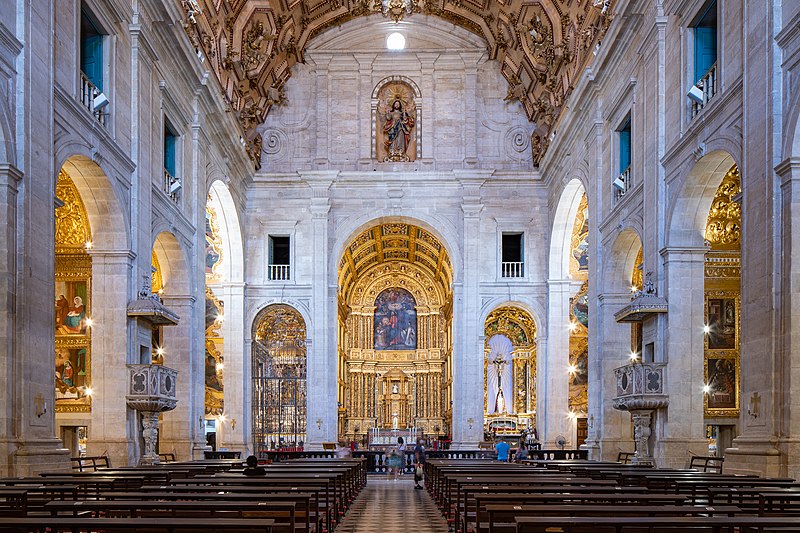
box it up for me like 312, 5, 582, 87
704, 164, 741, 418
55, 170, 92, 413
204, 197, 225, 415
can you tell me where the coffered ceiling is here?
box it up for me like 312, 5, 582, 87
180, 0, 615, 169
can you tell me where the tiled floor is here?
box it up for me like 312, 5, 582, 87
336, 476, 449, 532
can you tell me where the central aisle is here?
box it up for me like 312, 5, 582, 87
336, 476, 449, 532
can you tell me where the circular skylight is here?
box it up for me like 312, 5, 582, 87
386, 32, 406, 50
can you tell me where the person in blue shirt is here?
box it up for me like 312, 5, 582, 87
495, 438, 510, 461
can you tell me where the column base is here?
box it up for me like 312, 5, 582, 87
13, 437, 70, 475
724, 436, 782, 477
653, 438, 708, 469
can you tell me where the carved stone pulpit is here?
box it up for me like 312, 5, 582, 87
612, 362, 669, 466
126, 364, 178, 465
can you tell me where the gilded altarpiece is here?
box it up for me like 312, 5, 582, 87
339, 262, 451, 441
483, 307, 537, 434
55, 170, 93, 413
568, 193, 589, 414
204, 201, 225, 415
704, 165, 742, 417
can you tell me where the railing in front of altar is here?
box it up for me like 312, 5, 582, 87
256, 448, 589, 472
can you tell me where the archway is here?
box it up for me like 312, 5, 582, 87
483, 306, 537, 441
251, 304, 308, 452
337, 221, 453, 448
658, 150, 739, 466
151, 230, 198, 460
54, 156, 129, 463
204, 180, 246, 450
545, 180, 589, 448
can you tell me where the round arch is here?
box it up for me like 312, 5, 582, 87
59, 155, 129, 252
247, 299, 313, 342
549, 179, 587, 279
331, 213, 462, 284
602, 227, 643, 294
152, 231, 191, 297
208, 180, 245, 284
479, 298, 545, 340
667, 150, 739, 248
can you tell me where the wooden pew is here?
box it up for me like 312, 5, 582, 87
514, 515, 800, 532
482, 504, 740, 533
45, 500, 295, 533
0, 516, 274, 531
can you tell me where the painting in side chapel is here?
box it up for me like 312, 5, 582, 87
373, 288, 417, 351
54, 169, 92, 412
376, 81, 417, 162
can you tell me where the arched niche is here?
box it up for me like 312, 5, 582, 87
250, 304, 308, 452
372, 76, 422, 162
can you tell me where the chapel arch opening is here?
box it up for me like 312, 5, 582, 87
251, 304, 308, 452
337, 221, 453, 446
483, 306, 537, 440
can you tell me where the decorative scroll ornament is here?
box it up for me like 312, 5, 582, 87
704, 165, 741, 248
374, 0, 418, 23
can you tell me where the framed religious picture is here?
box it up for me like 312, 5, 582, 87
705, 356, 739, 416
705, 296, 737, 350
55, 338, 92, 412
55, 279, 91, 335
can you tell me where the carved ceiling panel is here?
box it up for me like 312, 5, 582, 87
180, 0, 615, 169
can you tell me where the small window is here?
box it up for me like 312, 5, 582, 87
164, 121, 178, 177
693, 1, 717, 83
269, 236, 291, 281
618, 117, 631, 174
501, 233, 524, 278
80, 8, 104, 91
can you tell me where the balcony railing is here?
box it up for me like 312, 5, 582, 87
613, 166, 631, 203
501, 262, 524, 278
691, 63, 718, 118
163, 169, 181, 204
80, 71, 108, 127
268, 264, 291, 281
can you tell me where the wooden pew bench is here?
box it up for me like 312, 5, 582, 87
0, 516, 274, 532
514, 515, 800, 532
481, 504, 740, 533
44, 500, 296, 533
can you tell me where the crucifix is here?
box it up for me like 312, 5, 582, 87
491, 354, 507, 414
748, 392, 761, 418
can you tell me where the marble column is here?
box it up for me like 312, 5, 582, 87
542, 279, 573, 447
656, 246, 708, 467
304, 172, 335, 449
586, 292, 635, 460
216, 282, 247, 454
725, 157, 800, 476
159, 295, 204, 461
451, 176, 485, 448
86, 251, 136, 467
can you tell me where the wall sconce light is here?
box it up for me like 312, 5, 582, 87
702, 384, 711, 394
703, 324, 711, 334
747, 392, 761, 418
467, 417, 475, 429
316, 418, 323, 430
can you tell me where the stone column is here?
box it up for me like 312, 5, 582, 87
656, 247, 708, 467
159, 295, 203, 461
542, 280, 572, 447
312, 56, 332, 167
586, 292, 635, 460
216, 282, 247, 454
304, 172, 336, 449
417, 53, 437, 167
725, 157, 799, 476
86, 251, 136, 467
451, 176, 485, 448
